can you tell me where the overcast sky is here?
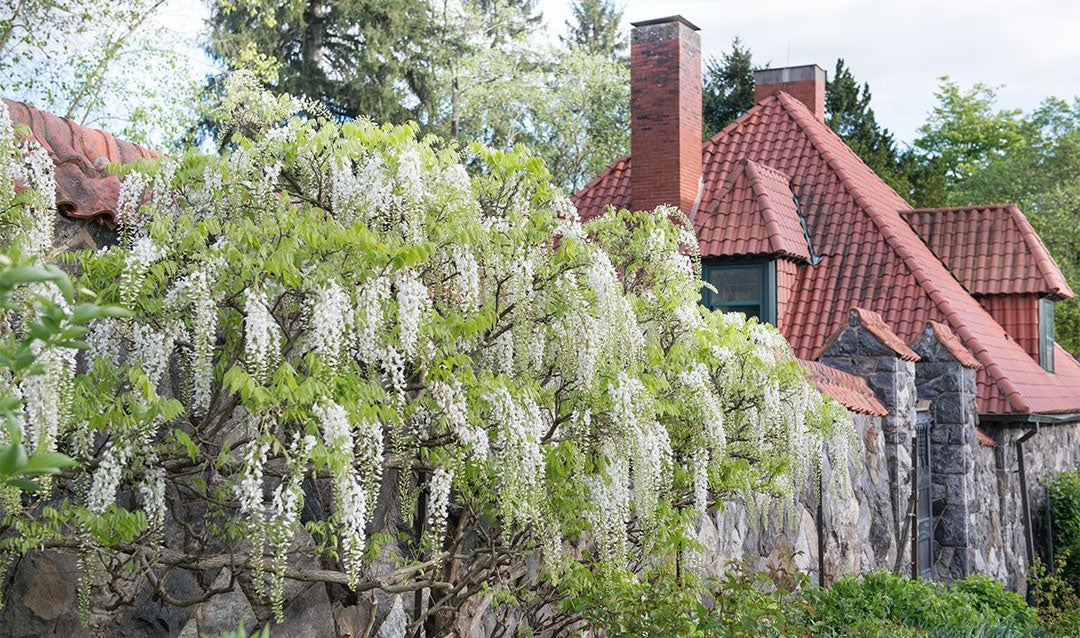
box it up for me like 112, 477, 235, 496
539, 0, 1080, 145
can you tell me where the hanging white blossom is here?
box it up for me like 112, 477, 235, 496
395, 270, 429, 359
451, 247, 480, 310
139, 465, 167, 535
121, 236, 163, 305
311, 281, 353, 371
19, 338, 76, 454
244, 289, 281, 382
355, 276, 389, 362
88, 442, 129, 515
427, 467, 453, 548
433, 378, 488, 459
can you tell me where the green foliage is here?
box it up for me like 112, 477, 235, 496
1046, 469, 1080, 592
911, 78, 1026, 207
1030, 558, 1080, 636
805, 571, 1036, 637
562, 0, 625, 60
825, 59, 911, 200
562, 563, 708, 637
0, 0, 200, 146
703, 557, 812, 637
208, 0, 444, 123
702, 38, 757, 139
0, 251, 127, 491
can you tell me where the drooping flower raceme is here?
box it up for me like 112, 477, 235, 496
311, 281, 354, 371
244, 289, 281, 382
428, 467, 453, 549
395, 270, 429, 359
88, 442, 129, 515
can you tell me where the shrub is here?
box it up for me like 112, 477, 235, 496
805, 571, 1034, 637
952, 573, 1037, 631
1046, 469, 1080, 591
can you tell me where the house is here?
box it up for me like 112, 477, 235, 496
574, 15, 1080, 589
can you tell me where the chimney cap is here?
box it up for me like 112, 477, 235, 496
631, 15, 700, 31
754, 65, 827, 86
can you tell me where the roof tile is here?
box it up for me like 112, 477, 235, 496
904, 205, 1073, 298
4, 98, 157, 224
696, 159, 811, 260
574, 91, 1080, 416
800, 359, 888, 416
926, 321, 983, 370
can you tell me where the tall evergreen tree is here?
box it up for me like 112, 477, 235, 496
825, 59, 911, 199
563, 0, 625, 59
702, 38, 756, 139
208, 0, 447, 124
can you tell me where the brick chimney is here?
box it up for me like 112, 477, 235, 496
754, 65, 827, 121
630, 16, 702, 214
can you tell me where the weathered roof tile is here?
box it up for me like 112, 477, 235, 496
904, 205, 1073, 298
4, 98, 157, 224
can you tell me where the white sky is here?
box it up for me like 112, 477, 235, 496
538, 0, 1080, 145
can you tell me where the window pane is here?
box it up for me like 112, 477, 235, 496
1040, 297, 1055, 373
708, 266, 761, 305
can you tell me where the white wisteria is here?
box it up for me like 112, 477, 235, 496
0, 76, 850, 631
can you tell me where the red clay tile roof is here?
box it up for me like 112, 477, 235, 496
4, 98, 157, 224
800, 359, 888, 416
926, 321, 983, 370
576, 155, 631, 220
903, 205, 1073, 299
696, 159, 811, 260
575, 91, 1080, 416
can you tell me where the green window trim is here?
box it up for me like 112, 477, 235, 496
700, 259, 777, 326
1040, 297, 1055, 373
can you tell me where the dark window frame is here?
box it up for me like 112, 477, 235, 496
1039, 297, 1055, 373
700, 258, 777, 326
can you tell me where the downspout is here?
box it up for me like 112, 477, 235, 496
911, 429, 919, 578
1017, 425, 1040, 567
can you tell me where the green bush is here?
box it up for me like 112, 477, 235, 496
701, 557, 813, 638
1047, 469, 1080, 591
805, 570, 1034, 637
952, 573, 1037, 631
1029, 558, 1080, 636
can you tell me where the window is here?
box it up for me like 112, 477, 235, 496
700, 260, 777, 325
1040, 297, 1055, 373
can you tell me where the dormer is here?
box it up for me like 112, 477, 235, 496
903, 205, 1072, 373
696, 159, 814, 327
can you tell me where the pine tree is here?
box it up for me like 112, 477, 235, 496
825, 59, 912, 199
208, 0, 447, 124
563, 0, 626, 59
702, 38, 756, 139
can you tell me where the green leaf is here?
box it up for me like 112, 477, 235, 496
173, 429, 199, 463
22, 452, 77, 475
4, 477, 40, 491
0, 441, 28, 476
0, 265, 58, 289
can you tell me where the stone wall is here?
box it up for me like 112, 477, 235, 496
698, 412, 897, 585
910, 326, 980, 581
977, 420, 1080, 592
